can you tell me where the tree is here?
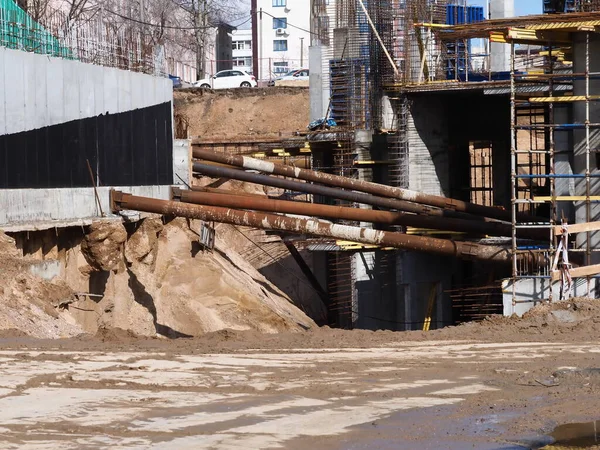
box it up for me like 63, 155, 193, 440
168, 0, 246, 78
26, 0, 50, 22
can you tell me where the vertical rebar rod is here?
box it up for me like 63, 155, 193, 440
585, 31, 592, 295
549, 42, 557, 302
510, 40, 518, 311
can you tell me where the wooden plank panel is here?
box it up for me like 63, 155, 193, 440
553, 221, 600, 235
552, 263, 600, 281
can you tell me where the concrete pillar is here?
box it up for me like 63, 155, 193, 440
573, 32, 600, 265
490, 0, 514, 72
554, 105, 575, 222
309, 45, 325, 121
353, 129, 374, 328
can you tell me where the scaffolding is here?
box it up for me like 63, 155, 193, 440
509, 30, 598, 306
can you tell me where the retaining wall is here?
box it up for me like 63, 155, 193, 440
0, 46, 173, 189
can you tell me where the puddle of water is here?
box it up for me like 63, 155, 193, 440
543, 420, 600, 449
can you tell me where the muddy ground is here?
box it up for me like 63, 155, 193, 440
1, 300, 600, 449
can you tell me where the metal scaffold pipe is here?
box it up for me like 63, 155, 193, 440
192, 162, 502, 224
192, 148, 522, 222
111, 190, 512, 263
176, 189, 546, 240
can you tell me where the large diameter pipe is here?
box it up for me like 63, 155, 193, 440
192, 162, 500, 223
178, 189, 546, 240
193, 148, 520, 222
111, 190, 512, 264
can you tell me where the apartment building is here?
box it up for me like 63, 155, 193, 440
252, 0, 310, 80
232, 29, 253, 74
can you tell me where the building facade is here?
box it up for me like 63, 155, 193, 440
253, 0, 310, 80
232, 29, 253, 74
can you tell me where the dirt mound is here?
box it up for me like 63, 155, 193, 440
434, 298, 600, 341
0, 232, 83, 338
174, 87, 309, 139
94, 326, 143, 342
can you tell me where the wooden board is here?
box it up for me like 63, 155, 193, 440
534, 196, 600, 202
553, 221, 600, 235
552, 263, 600, 281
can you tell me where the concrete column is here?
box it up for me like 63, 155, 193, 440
573, 33, 600, 264
309, 45, 324, 121
353, 129, 374, 328
490, 0, 514, 72
554, 104, 575, 222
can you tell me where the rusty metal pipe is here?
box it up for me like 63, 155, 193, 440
193, 148, 525, 222
192, 162, 502, 223
177, 189, 546, 240
111, 190, 512, 263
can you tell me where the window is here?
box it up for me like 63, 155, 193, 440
233, 57, 252, 67
215, 71, 231, 78
273, 61, 289, 74
232, 40, 252, 50
273, 0, 286, 6
273, 18, 287, 29
273, 40, 288, 51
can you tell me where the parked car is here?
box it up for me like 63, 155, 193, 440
169, 74, 182, 89
193, 70, 257, 89
268, 68, 309, 87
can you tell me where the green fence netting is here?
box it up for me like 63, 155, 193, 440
0, 0, 72, 58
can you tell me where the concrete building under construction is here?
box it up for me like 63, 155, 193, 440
301, 0, 600, 329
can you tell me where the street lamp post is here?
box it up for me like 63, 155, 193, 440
300, 37, 304, 67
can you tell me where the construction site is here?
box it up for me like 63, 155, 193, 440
2, 0, 600, 448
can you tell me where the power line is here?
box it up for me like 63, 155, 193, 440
104, 7, 250, 32
232, 14, 252, 29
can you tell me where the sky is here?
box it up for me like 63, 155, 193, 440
469, 0, 543, 16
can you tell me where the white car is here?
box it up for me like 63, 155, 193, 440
268, 69, 309, 86
193, 70, 257, 89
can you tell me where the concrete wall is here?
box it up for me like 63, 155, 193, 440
396, 252, 456, 330
0, 186, 172, 231
173, 139, 192, 187
0, 46, 172, 136
502, 277, 598, 317
408, 96, 449, 196
0, 139, 188, 230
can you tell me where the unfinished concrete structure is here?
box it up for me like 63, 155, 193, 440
305, 1, 600, 329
